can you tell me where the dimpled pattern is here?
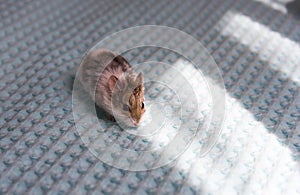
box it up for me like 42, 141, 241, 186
1, 0, 300, 194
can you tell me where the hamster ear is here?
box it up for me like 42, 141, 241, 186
135, 73, 143, 85
108, 75, 118, 92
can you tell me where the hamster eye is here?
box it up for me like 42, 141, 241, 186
141, 102, 144, 109
123, 104, 130, 111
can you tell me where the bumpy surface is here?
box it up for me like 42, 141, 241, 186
1, 0, 300, 194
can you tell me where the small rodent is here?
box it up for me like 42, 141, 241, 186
78, 49, 146, 127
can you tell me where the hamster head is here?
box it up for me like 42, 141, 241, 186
108, 72, 146, 127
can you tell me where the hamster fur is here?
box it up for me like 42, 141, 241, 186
78, 49, 145, 127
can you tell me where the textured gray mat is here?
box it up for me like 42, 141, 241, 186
1, 0, 300, 194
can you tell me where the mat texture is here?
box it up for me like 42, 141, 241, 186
1, 0, 300, 194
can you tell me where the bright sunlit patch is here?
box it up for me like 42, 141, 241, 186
172, 12, 300, 193
173, 59, 300, 194
253, 0, 287, 13
221, 11, 300, 83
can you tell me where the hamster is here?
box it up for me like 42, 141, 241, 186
78, 48, 146, 127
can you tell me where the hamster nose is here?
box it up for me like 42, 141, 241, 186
132, 119, 138, 126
